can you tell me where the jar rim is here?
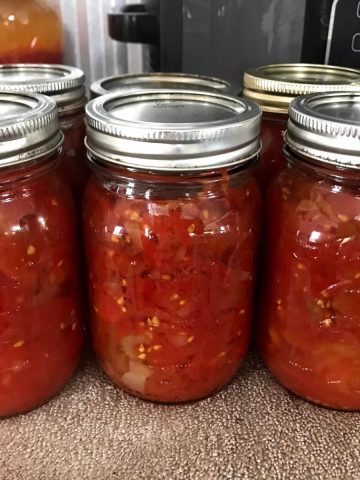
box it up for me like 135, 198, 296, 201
0, 91, 63, 168
90, 72, 236, 98
243, 63, 360, 114
85, 89, 262, 173
285, 91, 360, 170
0, 64, 86, 114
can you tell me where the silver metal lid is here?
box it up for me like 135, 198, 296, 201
243, 64, 360, 114
85, 89, 261, 172
0, 92, 63, 168
90, 72, 235, 98
0, 64, 85, 114
286, 91, 360, 169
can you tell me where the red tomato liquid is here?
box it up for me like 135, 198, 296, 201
60, 114, 90, 204
84, 168, 261, 402
260, 153, 360, 409
0, 156, 84, 416
255, 113, 287, 192
0, 50, 63, 64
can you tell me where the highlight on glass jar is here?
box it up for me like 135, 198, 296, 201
84, 89, 262, 403
90, 72, 235, 99
260, 91, 360, 410
243, 64, 360, 191
0, 0, 63, 63
0, 91, 84, 417
0, 64, 88, 201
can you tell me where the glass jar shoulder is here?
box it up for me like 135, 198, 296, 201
84, 169, 262, 244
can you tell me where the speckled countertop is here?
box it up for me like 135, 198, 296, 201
1, 352, 359, 480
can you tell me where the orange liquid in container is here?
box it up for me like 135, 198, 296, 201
0, 0, 63, 63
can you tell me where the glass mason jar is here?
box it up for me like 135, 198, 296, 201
260, 91, 360, 410
0, 92, 83, 417
243, 64, 360, 192
90, 72, 235, 99
0, 0, 63, 63
84, 90, 262, 403
0, 64, 88, 203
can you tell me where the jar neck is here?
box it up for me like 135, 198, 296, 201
285, 146, 360, 188
89, 154, 259, 200
263, 111, 288, 125
0, 149, 62, 187
60, 109, 85, 129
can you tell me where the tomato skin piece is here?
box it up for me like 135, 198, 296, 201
260, 155, 360, 410
0, 156, 84, 417
84, 169, 261, 403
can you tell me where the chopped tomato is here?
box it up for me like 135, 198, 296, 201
84, 169, 261, 402
260, 157, 360, 409
0, 158, 84, 417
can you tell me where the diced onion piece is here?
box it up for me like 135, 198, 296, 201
124, 220, 143, 254
121, 360, 151, 393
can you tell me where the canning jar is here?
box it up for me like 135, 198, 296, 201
90, 72, 235, 99
0, 92, 83, 417
0, 0, 63, 64
260, 91, 360, 410
243, 64, 360, 191
0, 64, 88, 202
84, 90, 262, 402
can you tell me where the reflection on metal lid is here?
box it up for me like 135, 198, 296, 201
243, 64, 360, 114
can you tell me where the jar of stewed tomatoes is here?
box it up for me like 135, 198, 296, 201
243, 64, 360, 191
0, 92, 83, 417
0, 64, 88, 202
84, 90, 262, 402
90, 72, 235, 99
260, 91, 360, 410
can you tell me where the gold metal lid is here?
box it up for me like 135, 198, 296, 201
243, 64, 360, 114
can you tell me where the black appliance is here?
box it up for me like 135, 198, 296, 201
108, 0, 360, 82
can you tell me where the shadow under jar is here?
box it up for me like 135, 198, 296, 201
243, 64, 360, 192
0, 64, 89, 204
260, 91, 360, 410
0, 92, 84, 417
84, 90, 262, 403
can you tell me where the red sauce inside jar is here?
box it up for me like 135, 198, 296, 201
260, 155, 360, 410
60, 113, 89, 204
0, 156, 84, 417
255, 112, 287, 192
0, 50, 63, 64
84, 169, 261, 402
